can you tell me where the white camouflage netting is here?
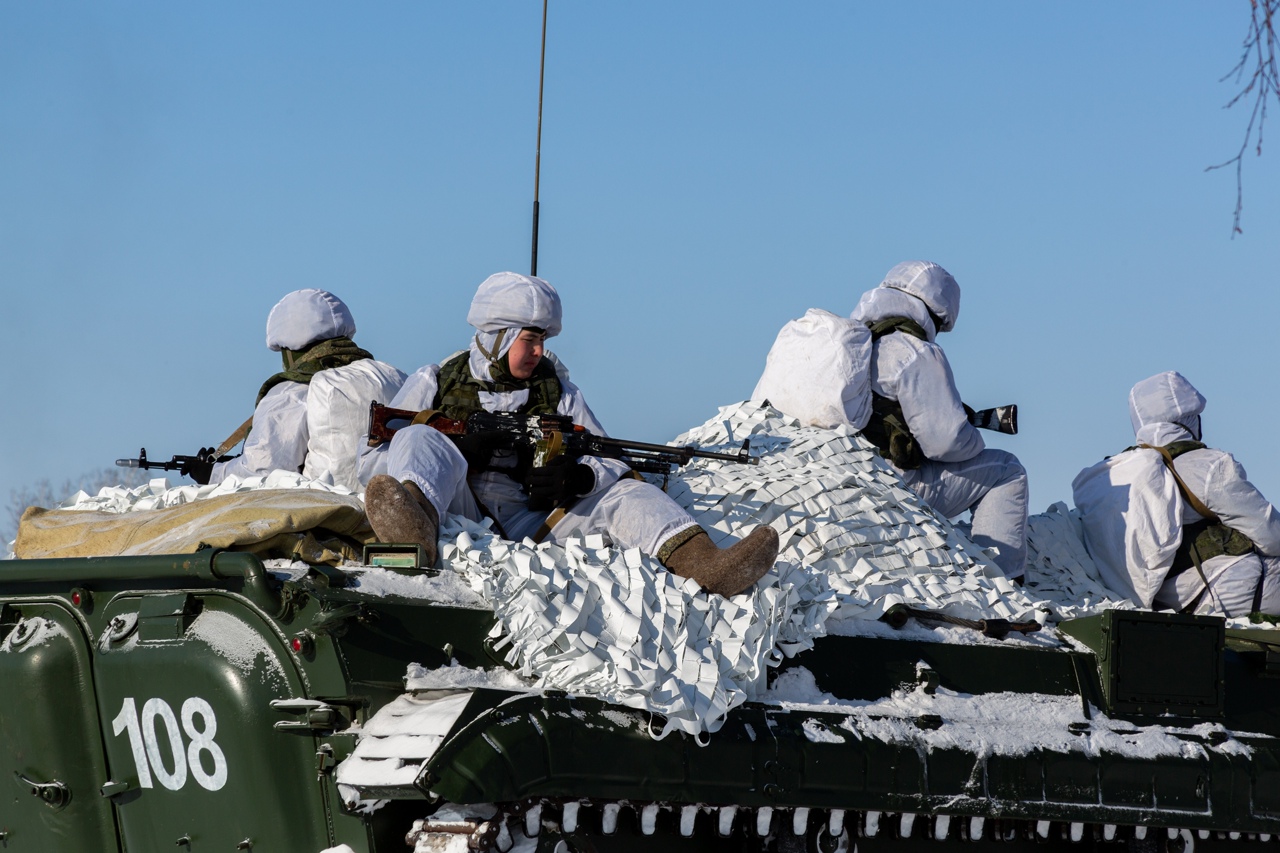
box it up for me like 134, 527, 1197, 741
40, 468, 358, 514
1019, 502, 1138, 620
400, 402, 1050, 737
17, 402, 1173, 737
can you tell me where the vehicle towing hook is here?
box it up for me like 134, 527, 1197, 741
14, 771, 70, 810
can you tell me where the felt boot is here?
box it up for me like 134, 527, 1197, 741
660, 526, 779, 596
364, 474, 439, 567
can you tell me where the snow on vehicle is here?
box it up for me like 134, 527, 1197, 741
2, 403, 1279, 853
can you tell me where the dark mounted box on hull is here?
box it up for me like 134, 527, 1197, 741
1059, 610, 1225, 720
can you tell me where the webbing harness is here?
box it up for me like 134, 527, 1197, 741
1139, 441, 1263, 615
433, 350, 562, 422
432, 350, 579, 541
862, 316, 929, 469
213, 336, 375, 461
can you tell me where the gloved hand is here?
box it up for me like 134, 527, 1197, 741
525, 456, 595, 511
180, 448, 218, 485
451, 431, 511, 470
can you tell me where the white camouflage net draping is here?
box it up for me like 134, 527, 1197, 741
433, 402, 1044, 736
47, 469, 358, 514
1019, 502, 1137, 621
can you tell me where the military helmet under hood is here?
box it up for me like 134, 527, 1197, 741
265, 289, 357, 352
1129, 371, 1206, 445
878, 260, 961, 334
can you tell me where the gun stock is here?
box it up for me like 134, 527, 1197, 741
366, 402, 468, 447
967, 404, 1018, 435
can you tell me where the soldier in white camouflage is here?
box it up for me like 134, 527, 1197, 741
358, 272, 778, 596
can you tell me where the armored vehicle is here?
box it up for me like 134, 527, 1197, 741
4, 406, 1280, 853
4, 549, 1280, 853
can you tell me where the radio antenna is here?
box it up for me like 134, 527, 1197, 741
530, 0, 549, 276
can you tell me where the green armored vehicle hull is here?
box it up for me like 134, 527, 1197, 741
3, 547, 1280, 853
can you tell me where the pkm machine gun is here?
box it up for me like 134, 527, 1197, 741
367, 403, 756, 483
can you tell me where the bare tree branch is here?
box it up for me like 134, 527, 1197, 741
1208, 0, 1280, 235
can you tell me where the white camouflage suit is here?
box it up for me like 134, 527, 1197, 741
210, 289, 404, 489
1129, 372, 1280, 616
852, 261, 1028, 579
357, 272, 700, 555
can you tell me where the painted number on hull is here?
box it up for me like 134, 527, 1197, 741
111, 698, 228, 791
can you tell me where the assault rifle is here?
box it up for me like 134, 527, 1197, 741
366, 403, 757, 477
115, 447, 236, 484
115, 447, 214, 473
967, 404, 1018, 435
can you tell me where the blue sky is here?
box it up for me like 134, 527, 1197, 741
2, 2, 1277, 516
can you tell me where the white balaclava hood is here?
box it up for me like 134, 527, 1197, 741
1129, 371, 1206, 445
878, 260, 961, 334
465, 272, 562, 381
265, 289, 356, 352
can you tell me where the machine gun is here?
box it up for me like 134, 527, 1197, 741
367, 403, 757, 478
967, 404, 1018, 435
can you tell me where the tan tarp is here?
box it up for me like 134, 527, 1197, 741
14, 489, 374, 565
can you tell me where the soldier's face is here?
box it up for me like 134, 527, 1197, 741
508, 329, 546, 380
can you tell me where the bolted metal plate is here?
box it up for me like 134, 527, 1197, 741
1060, 610, 1225, 719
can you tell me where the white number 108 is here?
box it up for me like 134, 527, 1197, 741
111, 697, 228, 792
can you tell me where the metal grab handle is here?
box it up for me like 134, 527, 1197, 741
14, 770, 70, 809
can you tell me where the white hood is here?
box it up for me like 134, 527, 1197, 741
1129, 371, 1205, 446
851, 286, 939, 341
265, 289, 357, 352
877, 260, 961, 334
464, 272, 564, 382
466, 272, 563, 337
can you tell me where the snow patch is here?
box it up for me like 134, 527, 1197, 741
405, 660, 537, 693
768, 666, 1252, 762
802, 718, 847, 744
344, 567, 486, 608
0, 616, 67, 652
335, 693, 475, 809
185, 609, 287, 687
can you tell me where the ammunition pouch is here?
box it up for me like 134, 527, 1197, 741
1170, 519, 1256, 576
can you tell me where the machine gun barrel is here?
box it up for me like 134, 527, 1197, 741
367, 403, 757, 470
573, 432, 755, 467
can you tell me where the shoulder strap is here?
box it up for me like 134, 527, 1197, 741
868, 316, 929, 342
1140, 442, 1220, 614
1139, 443, 1219, 522
213, 416, 254, 460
